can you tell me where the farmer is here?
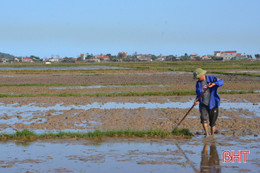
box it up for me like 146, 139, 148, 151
193, 68, 224, 136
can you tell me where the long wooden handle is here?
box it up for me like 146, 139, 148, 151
173, 105, 195, 131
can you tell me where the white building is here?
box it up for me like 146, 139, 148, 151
215, 51, 242, 61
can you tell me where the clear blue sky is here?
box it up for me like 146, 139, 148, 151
0, 0, 259, 58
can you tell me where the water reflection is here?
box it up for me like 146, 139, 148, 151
200, 141, 221, 173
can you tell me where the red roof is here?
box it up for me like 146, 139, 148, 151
24, 57, 31, 59
221, 51, 237, 54
96, 56, 109, 59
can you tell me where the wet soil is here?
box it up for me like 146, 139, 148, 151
0, 72, 259, 91
0, 70, 259, 135
0, 95, 259, 136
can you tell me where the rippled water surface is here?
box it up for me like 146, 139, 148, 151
0, 135, 259, 173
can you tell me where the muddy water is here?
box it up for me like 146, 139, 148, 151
0, 97, 259, 134
0, 135, 259, 172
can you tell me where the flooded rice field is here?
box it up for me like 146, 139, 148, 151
0, 95, 259, 172
0, 96, 259, 134
0, 67, 259, 172
0, 135, 259, 172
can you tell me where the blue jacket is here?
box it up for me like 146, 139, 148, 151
196, 75, 224, 111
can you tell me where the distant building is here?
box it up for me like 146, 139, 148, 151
221, 51, 237, 60
232, 54, 249, 60
22, 57, 34, 63
0, 58, 9, 63
214, 51, 244, 61
156, 56, 166, 61
135, 54, 152, 61
86, 58, 100, 63
214, 51, 221, 56
43, 58, 60, 63
80, 54, 85, 60
49, 58, 60, 62
201, 55, 212, 60
14, 58, 20, 63
190, 53, 200, 60
95, 55, 109, 61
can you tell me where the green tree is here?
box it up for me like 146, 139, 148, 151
166, 55, 177, 61
151, 55, 157, 61
30, 55, 42, 62
109, 56, 117, 62
0, 52, 18, 59
212, 56, 223, 61
180, 53, 190, 61
86, 54, 94, 59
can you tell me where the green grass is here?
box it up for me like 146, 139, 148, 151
0, 90, 257, 98
0, 129, 193, 141
0, 61, 259, 73
0, 83, 165, 87
172, 128, 193, 136
12, 129, 36, 137
209, 71, 260, 77
219, 90, 255, 94
112, 61, 260, 71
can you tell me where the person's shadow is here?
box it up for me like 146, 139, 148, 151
200, 141, 221, 173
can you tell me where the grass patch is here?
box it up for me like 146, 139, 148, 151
209, 71, 260, 77
172, 128, 193, 136
0, 90, 257, 98
0, 83, 165, 87
219, 90, 255, 94
0, 91, 196, 98
0, 61, 259, 74
0, 129, 193, 141
14, 129, 36, 137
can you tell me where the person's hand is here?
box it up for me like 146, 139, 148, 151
194, 99, 199, 106
208, 83, 216, 88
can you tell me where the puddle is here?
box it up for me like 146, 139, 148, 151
188, 115, 231, 119
229, 70, 260, 74
1, 101, 258, 114
0, 75, 15, 78
132, 72, 191, 75
0, 66, 125, 71
219, 116, 232, 119
0, 135, 258, 172
187, 116, 197, 119
224, 90, 260, 93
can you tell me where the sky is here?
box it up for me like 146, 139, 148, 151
0, 0, 260, 58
